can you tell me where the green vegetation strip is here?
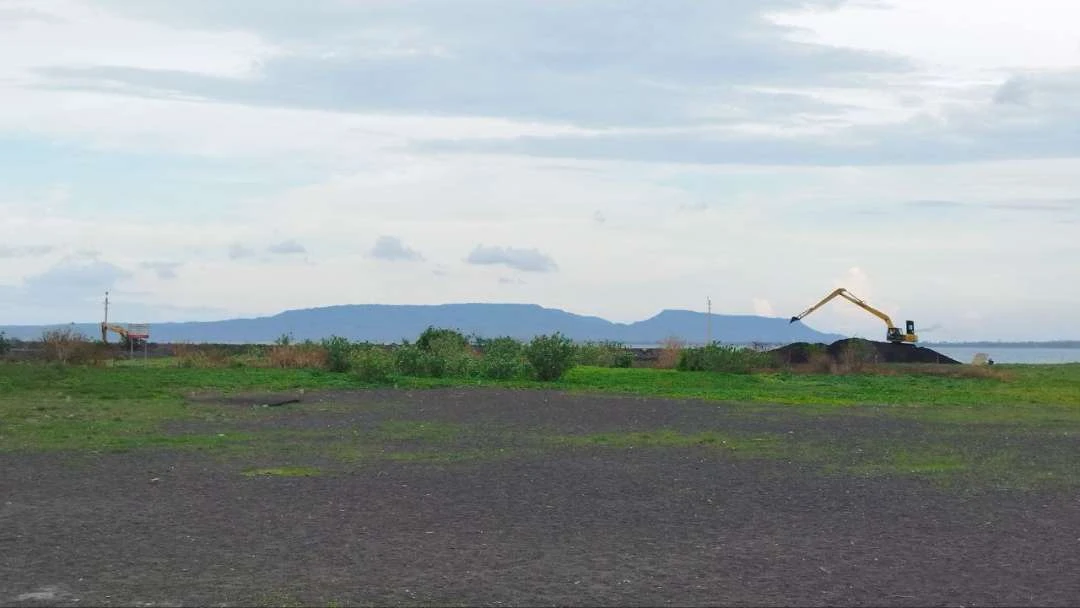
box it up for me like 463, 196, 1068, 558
558, 429, 783, 455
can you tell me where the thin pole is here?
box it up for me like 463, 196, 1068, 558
706, 297, 712, 345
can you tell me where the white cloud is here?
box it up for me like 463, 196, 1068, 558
0, 245, 55, 258
267, 240, 306, 255
770, 0, 1080, 72
0, 0, 276, 83
369, 236, 424, 262
752, 298, 775, 317
228, 243, 255, 260
140, 261, 181, 280
833, 267, 874, 301
466, 245, 558, 273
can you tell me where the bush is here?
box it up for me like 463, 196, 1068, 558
321, 335, 354, 373
390, 328, 480, 379
353, 347, 395, 383
444, 350, 481, 378
41, 326, 93, 364
677, 343, 773, 374
416, 327, 469, 353
575, 341, 635, 368
479, 336, 529, 380
0, 331, 10, 357
656, 337, 684, 369
525, 333, 576, 381
394, 343, 427, 376
392, 343, 447, 377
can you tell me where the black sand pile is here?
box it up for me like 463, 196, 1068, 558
771, 338, 961, 365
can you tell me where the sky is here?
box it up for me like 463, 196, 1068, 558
1, 0, 1079, 341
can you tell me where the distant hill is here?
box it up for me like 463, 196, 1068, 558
1, 303, 845, 345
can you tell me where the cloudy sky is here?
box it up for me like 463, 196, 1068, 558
1, 0, 1078, 341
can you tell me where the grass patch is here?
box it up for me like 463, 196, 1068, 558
377, 420, 463, 442
846, 450, 969, 477
382, 448, 495, 464
3, 361, 1080, 491
553, 365, 1080, 426
559, 429, 782, 455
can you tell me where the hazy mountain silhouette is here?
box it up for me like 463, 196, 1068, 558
2, 303, 844, 344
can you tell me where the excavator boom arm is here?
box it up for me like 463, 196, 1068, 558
789, 288, 897, 330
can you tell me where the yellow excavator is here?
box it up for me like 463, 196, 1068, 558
100, 291, 148, 347
789, 288, 917, 344
100, 322, 134, 344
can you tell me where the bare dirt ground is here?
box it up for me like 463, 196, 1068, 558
3, 388, 1079, 607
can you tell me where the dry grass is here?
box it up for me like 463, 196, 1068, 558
40, 327, 110, 365
787, 357, 1013, 380
655, 337, 684, 370
790, 351, 833, 374
267, 344, 328, 369
828, 341, 880, 374
172, 343, 234, 368
171, 343, 331, 370
871, 363, 1015, 380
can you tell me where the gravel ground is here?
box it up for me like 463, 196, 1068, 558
3, 388, 1078, 607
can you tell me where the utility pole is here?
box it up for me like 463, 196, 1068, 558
101, 291, 110, 343
706, 297, 712, 345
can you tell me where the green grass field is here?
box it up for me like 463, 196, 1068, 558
2, 361, 1079, 489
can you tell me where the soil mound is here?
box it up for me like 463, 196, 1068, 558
771, 338, 960, 365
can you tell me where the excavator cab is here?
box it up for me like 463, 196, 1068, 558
902, 320, 918, 343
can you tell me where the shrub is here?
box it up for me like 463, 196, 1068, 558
444, 350, 481, 378
479, 336, 529, 380
41, 326, 92, 364
655, 337, 684, 370
525, 333, 576, 381
0, 331, 10, 357
576, 341, 635, 368
321, 335, 354, 373
390, 327, 479, 379
353, 347, 395, 383
677, 343, 774, 374
393, 343, 446, 377
416, 327, 469, 353
393, 343, 425, 376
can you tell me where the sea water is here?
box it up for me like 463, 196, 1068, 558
633, 344, 1080, 364
927, 346, 1080, 365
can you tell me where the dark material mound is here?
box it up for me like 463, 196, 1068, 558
771, 338, 961, 365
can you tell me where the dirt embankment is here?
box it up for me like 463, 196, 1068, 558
771, 338, 961, 365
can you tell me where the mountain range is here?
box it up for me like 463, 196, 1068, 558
2, 303, 845, 345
